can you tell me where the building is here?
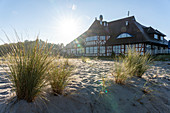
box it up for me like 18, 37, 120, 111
65, 15, 168, 56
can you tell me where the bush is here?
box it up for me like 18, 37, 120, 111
49, 60, 73, 95
5, 39, 54, 102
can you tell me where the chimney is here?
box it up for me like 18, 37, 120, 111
99, 15, 103, 25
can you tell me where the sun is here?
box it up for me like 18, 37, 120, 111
53, 14, 82, 44
59, 18, 79, 40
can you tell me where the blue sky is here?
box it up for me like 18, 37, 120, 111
0, 0, 170, 45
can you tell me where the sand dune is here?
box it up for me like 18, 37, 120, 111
0, 59, 170, 113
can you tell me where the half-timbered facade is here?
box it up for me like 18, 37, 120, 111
65, 15, 168, 56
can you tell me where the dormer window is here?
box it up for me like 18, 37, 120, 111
104, 22, 106, 26
117, 33, 132, 39
100, 21, 102, 25
160, 36, 164, 40
125, 21, 129, 26
154, 34, 158, 39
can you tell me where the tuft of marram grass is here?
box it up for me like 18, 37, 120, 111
49, 59, 73, 95
81, 56, 90, 63
125, 47, 152, 77
113, 57, 135, 84
5, 39, 54, 102
113, 47, 152, 84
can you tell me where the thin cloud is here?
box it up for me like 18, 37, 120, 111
72, 4, 77, 11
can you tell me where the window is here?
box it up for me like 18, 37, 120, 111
154, 34, 158, 39
71, 49, 76, 54
107, 46, 112, 53
136, 44, 138, 47
90, 47, 93, 53
139, 43, 142, 47
94, 47, 98, 53
104, 22, 106, 26
100, 46, 105, 53
100, 36, 105, 40
160, 36, 164, 40
86, 36, 98, 41
121, 45, 124, 53
86, 47, 90, 53
125, 21, 129, 26
100, 21, 102, 25
86, 37, 90, 41
77, 48, 81, 54
117, 33, 132, 38
113, 46, 116, 52
77, 48, 84, 54
93, 36, 98, 40
136, 48, 138, 51
86, 41, 97, 46
113, 45, 121, 54
116, 45, 121, 53
86, 42, 93, 46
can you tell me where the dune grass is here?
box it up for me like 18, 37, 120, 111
81, 56, 90, 63
113, 57, 135, 84
125, 47, 152, 77
113, 47, 152, 84
4, 39, 54, 102
49, 59, 73, 95
0, 31, 75, 102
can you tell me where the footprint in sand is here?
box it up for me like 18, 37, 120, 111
0, 91, 9, 95
82, 79, 88, 83
79, 75, 86, 78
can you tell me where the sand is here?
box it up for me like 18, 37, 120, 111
0, 59, 170, 113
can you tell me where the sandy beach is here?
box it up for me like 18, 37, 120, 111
0, 59, 170, 113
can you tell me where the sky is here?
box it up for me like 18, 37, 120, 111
0, 0, 170, 45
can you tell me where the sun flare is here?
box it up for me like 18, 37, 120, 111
59, 18, 79, 39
